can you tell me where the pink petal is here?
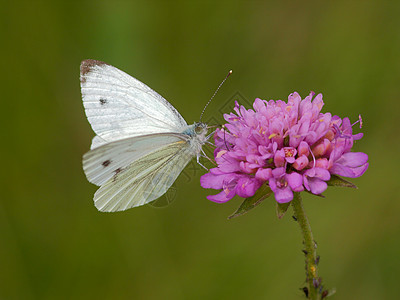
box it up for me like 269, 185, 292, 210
287, 172, 304, 192
298, 141, 310, 156
274, 150, 285, 167
207, 190, 235, 203
306, 178, 328, 195
200, 173, 225, 189
210, 168, 225, 175
330, 162, 369, 178
272, 167, 286, 178
285, 156, 296, 163
239, 161, 256, 174
274, 186, 294, 203
350, 163, 369, 177
235, 177, 262, 198
269, 177, 294, 203
293, 155, 309, 170
314, 167, 331, 181
216, 153, 241, 173
335, 152, 368, 168
330, 164, 353, 177
253, 98, 266, 112
255, 168, 273, 181
315, 158, 329, 169
305, 167, 330, 181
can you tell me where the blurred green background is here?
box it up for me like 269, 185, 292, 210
2, 0, 399, 299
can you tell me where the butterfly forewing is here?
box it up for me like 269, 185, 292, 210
80, 60, 187, 149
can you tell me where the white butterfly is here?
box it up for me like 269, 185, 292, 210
80, 59, 210, 212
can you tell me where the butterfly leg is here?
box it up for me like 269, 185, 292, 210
205, 129, 217, 140
206, 141, 216, 147
196, 155, 208, 171
199, 149, 216, 166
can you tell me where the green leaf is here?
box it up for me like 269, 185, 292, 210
327, 175, 357, 189
228, 185, 272, 219
276, 202, 291, 219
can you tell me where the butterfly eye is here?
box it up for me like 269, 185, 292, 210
195, 123, 206, 134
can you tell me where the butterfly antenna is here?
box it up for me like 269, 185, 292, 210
199, 70, 233, 122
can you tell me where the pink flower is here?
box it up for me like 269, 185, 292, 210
201, 92, 369, 204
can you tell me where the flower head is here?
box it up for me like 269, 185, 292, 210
201, 92, 369, 203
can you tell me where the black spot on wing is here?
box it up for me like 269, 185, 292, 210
102, 160, 111, 167
112, 168, 122, 182
99, 98, 107, 105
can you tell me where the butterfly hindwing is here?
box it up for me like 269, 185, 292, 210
83, 133, 188, 187
93, 139, 194, 212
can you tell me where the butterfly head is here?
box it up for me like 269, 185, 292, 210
194, 122, 208, 134
193, 122, 211, 155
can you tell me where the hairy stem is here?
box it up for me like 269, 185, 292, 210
292, 193, 321, 299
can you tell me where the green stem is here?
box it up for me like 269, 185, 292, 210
292, 193, 321, 299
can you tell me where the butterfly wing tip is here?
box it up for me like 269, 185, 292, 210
80, 59, 108, 76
